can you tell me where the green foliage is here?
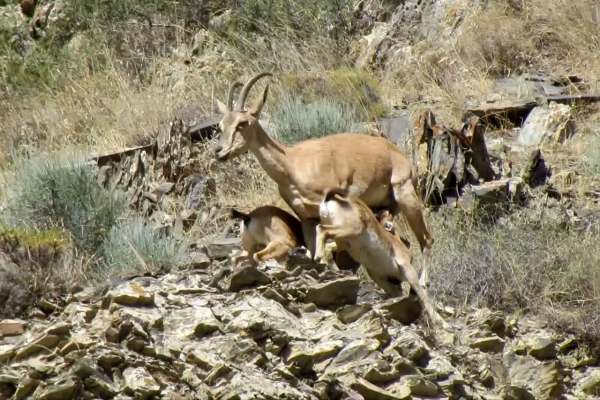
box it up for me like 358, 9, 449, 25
0, 225, 72, 318
271, 96, 361, 143
0, 151, 186, 314
98, 218, 187, 279
213, 0, 354, 71
0, 225, 70, 252
0, 0, 187, 94
2, 153, 127, 254
1, 40, 81, 93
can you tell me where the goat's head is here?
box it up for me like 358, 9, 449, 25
214, 72, 272, 161
319, 190, 363, 228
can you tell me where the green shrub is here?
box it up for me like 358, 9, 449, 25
0, 225, 70, 251
0, 0, 188, 94
2, 153, 127, 254
271, 96, 361, 143
98, 218, 186, 279
1, 41, 82, 94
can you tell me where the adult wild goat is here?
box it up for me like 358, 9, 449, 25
214, 73, 433, 285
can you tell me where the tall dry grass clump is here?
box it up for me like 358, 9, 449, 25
456, 0, 600, 78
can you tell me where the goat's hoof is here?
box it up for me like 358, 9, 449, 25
383, 221, 394, 233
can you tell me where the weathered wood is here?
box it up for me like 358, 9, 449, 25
465, 93, 599, 129
416, 111, 498, 206
465, 100, 538, 128
545, 94, 600, 105
521, 149, 551, 188
417, 111, 466, 205
451, 116, 497, 182
91, 112, 220, 229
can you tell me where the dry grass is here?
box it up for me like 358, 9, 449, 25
0, 55, 231, 168
0, 68, 165, 167
279, 68, 387, 120
424, 204, 600, 340
0, 17, 351, 168
383, 0, 600, 123
456, 0, 600, 78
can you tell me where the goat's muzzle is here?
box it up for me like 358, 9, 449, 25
214, 145, 227, 161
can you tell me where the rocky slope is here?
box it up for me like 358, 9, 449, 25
1, 242, 599, 400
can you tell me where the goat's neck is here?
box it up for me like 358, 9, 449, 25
248, 124, 289, 182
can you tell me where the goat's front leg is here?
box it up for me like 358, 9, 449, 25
301, 219, 319, 259
394, 256, 447, 329
314, 224, 327, 262
314, 224, 358, 262
393, 179, 433, 287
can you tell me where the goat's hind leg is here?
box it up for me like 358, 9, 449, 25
253, 242, 291, 264
392, 179, 433, 286
395, 257, 447, 328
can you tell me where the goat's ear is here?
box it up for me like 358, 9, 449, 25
216, 99, 228, 114
248, 84, 269, 118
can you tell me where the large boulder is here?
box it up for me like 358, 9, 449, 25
517, 103, 573, 147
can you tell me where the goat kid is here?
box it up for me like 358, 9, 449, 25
230, 206, 304, 265
314, 191, 447, 328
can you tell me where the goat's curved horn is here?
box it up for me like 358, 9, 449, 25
227, 82, 243, 111
236, 72, 273, 111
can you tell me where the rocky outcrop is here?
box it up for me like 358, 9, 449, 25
0, 244, 596, 399
353, 0, 482, 68
94, 115, 221, 232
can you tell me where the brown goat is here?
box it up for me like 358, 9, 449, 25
231, 206, 304, 264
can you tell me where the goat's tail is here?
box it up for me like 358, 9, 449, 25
230, 208, 250, 223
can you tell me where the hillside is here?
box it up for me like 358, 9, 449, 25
1, 0, 600, 398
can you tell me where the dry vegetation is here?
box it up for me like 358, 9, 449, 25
426, 204, 600, 341
385, 0, 600, 123
0, 0, 599, 343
